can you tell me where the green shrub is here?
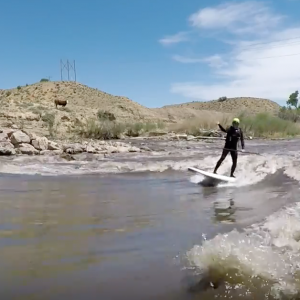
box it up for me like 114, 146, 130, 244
42, 113, 55, 125
42, 113, 55, 136
238, 112, 300, 137
28, 107, 42, 115
76, 119, 123, 139
278, 106, 300, 122
97, 110, 116, 121
169, 114, 231, 136
125, 122, 158, 137
76, 118, 165, 140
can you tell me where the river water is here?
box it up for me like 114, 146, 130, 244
0, 138, 300, 299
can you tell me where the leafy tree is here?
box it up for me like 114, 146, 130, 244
278, 90, 300, 122
287, 90, 299, 109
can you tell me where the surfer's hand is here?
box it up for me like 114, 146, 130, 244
216, 121, 220, 125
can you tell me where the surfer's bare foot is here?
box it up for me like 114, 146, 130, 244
230, 174, 235, 178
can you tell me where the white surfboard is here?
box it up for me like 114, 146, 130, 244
188, 167, 236, 183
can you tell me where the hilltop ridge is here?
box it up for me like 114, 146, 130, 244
163, 97, 280, 115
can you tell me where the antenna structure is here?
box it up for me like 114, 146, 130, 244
60, 59, 77, 81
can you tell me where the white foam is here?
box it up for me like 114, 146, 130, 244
0, 149, 299, 189
186, 202, 300, 298
187, 153, 296, 188
189, 174, 204, 184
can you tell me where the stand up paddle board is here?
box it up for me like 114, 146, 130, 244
188, 167, 236, 183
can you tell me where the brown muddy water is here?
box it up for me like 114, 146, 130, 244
0, 138, 300, 299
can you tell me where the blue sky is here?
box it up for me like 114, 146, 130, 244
1, 0, 300, 107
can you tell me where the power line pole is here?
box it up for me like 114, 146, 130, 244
60, 59, 76, 81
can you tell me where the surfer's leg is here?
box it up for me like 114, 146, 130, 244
230, 150, 238, 177
214, 150, 229, 174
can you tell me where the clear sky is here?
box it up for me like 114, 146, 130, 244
1, 0, 300, 107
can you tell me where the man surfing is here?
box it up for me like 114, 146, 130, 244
213, 118, 245, 178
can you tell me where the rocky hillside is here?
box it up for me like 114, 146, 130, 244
0, 81, 281, 139
163, 97, 281, 115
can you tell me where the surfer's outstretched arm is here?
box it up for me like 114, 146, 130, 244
218, 124, 227, 133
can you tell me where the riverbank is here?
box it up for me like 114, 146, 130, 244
0, 122, 298, 163
75, 112, 300, 142
0, 125, 298, 178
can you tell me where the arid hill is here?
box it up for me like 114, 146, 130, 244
0, 81, 281, 138
163, 97, 281, 115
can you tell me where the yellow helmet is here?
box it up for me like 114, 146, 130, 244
232, 118, 240, 124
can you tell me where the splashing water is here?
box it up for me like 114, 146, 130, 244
185, 192, 300, 299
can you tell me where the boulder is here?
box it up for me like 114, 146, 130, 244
63, 143, 85, 154
2, 128, 16, 138
10, 130, 30, 145
40, 149, 63, 156
22, 131, 38, 141
48, 141, 61, 150
128, 146, 140, 152
17, 143, 39, 155
0, 142, 16, 155
140, 146, 152, 152
116, 146, 129, 153
186, 135, 195, 141
86, 144, 97, 153
104, 145, 121, 153
0, 132, 9, 142
32, 137, 48, 151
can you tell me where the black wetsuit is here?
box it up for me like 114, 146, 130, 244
214, 124, 245, 177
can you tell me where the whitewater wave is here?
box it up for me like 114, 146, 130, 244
0, 151, 298, 187
189, 153, 296, 188
185, 201, 300, 298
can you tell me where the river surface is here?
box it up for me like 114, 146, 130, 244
0, 138, 300, 299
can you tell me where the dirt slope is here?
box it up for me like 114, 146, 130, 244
162, 97, 281, 115
0, 81, 281, 138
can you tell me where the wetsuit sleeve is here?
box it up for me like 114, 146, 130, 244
240, 128, 245, 149
218, 124, 227, 133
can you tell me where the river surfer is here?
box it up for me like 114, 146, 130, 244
213, 118, 245, 178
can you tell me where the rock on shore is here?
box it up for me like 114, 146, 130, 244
0, 127, 252, 160
0, 128, 142, 158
